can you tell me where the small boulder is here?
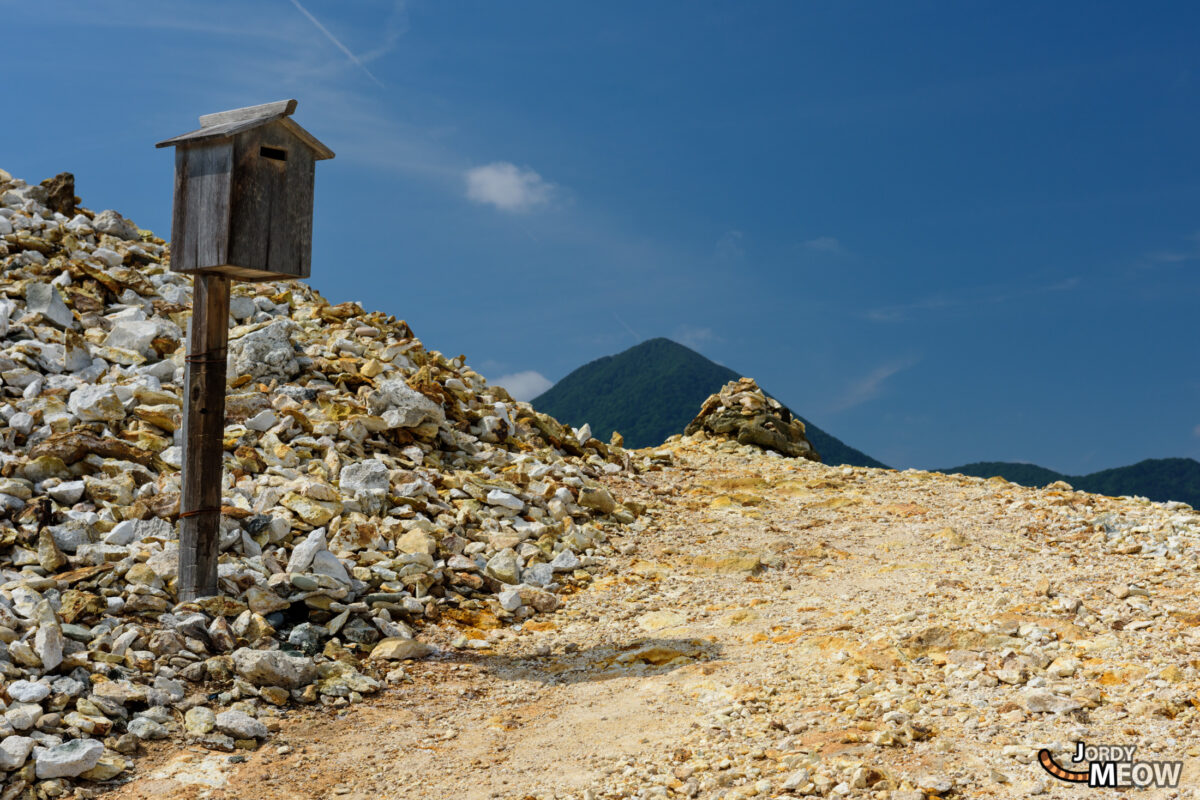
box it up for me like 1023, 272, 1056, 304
92, 209, 139, 239
184, 706, 216, 736
231, 647, 317, 689
485, 549, 521, 584
366, 378, 444, 432
286, 528, 327, 573
228, 319, 300, 381
0, 735, 35, 770
7, 681, 50, 703
127, 716, 169, 740
395, 529, 437, 556
35, 738, 105, 779
24, 283, 75, 329
215, 710, 268, 740
68, 384, 126, 424
369, 638, 436, 661
577, 486, 616, 514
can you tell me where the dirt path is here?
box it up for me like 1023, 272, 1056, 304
106, 442, 1200, 799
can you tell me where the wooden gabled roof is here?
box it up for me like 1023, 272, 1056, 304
155, 99, 335, 160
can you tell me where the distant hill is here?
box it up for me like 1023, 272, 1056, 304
938, 461, 1068, 487
938, 458, 1200, 508
531, 338, 888, 468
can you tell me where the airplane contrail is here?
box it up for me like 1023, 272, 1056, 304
288, 0, 385, 88
613, 313, 640, 341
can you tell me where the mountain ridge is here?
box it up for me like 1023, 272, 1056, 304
938, 458, 1200, 508
531, 337, 888, 468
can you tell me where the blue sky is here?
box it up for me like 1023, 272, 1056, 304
3, 1, 1198, 473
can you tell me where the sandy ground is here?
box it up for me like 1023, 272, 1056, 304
104, 442, 1200, 800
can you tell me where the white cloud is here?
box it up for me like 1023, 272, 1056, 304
465, 162, 553, 212
828, 357, 920, 413
861, 277, 1080, 323
715, 230, 745, 262
673, 325, 718, 351
804, 236, 845, 255
1194, 423, 1200, 438
493, 370, 554, 401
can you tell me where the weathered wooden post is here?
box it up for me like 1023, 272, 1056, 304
156, 99, 334, 600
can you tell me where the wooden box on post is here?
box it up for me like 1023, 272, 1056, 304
157, 100, 333, 600
156, 98, 335, 282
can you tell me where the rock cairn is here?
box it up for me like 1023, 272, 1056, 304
683, 377, 819, 460
0, 169, 636, 793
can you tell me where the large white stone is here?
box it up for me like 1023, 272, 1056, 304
48, 520, 94, 553
229, 295, 257, 321
24, 283, 74, 329
32, 600, 63, 671
68, 384, 126, 424
339, 459, 390, 495
6, 681, 50, 703
228, 320, 300, 381
231, 647, 317, 689
367, 378, 444, 430
8, 412, 33, 436
550, 549, 581, 572
158, 282, 190, 305
339, 459, 390, 514
104, 520, 137, 546
0, 735, 35, 771
5, 705, 39, 731
311, 550, 351, 584
127, 716, 169, 740
215, 710, 268, 740
34, 738, 105, 778
486, 489, 524, 511
286, 528, 326, 573
92, 209, 138, 239
245, 409, 278, 432
104, 320, 159, 357
92, 247, 124, 267
64, 214, 92, 233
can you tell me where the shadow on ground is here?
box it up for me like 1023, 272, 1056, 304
430, 637, 724, 685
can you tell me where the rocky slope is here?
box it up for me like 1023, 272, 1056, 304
0, 169, 646, 796
3, 168, 1198, 800
109, 434, 1200, 800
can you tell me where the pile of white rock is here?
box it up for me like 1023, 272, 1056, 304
0, 169, 638, 794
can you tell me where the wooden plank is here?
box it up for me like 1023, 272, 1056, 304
198, 99, 296, 129
171, 143, 231, 273
169, 149, 191, 271
178, 273, 231, 600
227, 128, 272, 272
191, 143, 232, 269
265, 127, 311, 277
281, 139, 315, 278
